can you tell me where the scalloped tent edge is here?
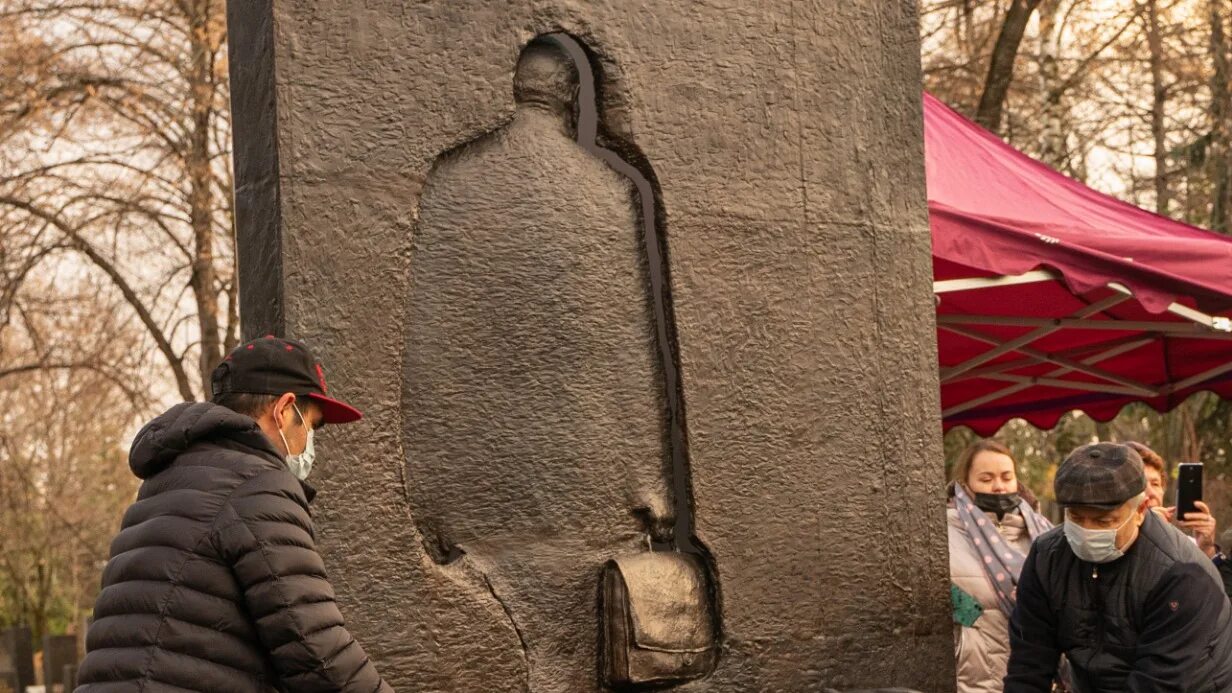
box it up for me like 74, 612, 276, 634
925, 93, 1232, 434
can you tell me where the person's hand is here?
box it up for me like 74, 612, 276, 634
1152, 505, 1177, 522
1179, 500, 1219, 558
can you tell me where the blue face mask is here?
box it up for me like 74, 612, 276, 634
277, 402, 315, 481
1063, 511, 1135, 563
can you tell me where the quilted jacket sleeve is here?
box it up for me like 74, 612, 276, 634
1003, 542, 1061, 692
215, 468, 393, 693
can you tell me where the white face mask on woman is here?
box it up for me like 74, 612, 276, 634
1063, 511, 1135, 563
277, 402, 316, 481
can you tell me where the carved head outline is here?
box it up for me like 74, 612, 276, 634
513, 39, 579, 113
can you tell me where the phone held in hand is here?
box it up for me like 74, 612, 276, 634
1176, 462, 1203, 520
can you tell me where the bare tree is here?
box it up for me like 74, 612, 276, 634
1210, 0, 1232, 232
925, 0, 1144, 169
921, 0, 1006, 113
975, 0, 1044, 133
1036, 0, 1069, 166
0, 274, 143, 641
1145, 0, 1172, 214
0, 0, 235, 639
0, 0, 237, 402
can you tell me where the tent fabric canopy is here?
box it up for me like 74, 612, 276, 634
925, 93, 1232, 435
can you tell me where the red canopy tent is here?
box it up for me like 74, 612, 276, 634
925, 92, 1232, 435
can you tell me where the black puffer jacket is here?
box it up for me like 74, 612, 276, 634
77, 402, 391, 692
1005, 510, 1232, 692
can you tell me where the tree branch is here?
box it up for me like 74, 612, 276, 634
0, 195, 196, 400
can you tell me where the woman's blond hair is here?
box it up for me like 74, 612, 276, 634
948, 439, 1040, 509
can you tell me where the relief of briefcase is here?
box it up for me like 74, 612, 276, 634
601, 551, 719, 689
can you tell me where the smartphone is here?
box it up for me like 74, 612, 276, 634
1176, 462, 1204, 520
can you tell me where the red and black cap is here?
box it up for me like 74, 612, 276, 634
210, 335, 363, 424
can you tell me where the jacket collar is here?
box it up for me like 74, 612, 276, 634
298, 478, 317, 504
130, 402, 284, 479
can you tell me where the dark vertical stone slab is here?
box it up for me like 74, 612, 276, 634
40, 635, 77, 689
232, 1, 953, 690
0, 628, 33, 692
226, 0, 284, 340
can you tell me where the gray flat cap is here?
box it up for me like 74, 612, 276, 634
1055, 442, 1146, 510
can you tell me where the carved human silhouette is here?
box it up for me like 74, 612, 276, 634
403, 36, 681, 690
405, 38, 674, 559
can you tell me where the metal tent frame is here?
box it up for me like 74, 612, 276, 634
934, 270, 1232, 420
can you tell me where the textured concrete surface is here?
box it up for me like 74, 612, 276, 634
235, 1, 955, 690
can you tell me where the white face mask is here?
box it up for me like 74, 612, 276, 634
1063, 511, 1135, 563
277, 402, 316, 481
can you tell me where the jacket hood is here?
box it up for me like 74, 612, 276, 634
129, 402, 281, 479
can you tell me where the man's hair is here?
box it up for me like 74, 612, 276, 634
1128, 491, 1149, 510
1127, 441, 1166, 479
212, 392, 280, 420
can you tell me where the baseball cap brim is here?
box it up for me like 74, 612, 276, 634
305, 392, 363, 424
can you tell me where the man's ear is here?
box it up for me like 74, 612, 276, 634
1136, 497, 1151, 523
271, 392, 298, 428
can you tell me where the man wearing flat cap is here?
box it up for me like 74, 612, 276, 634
77, 336, 391, 692
1005, 442, 1232, 692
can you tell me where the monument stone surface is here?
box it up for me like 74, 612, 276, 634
229, 2, 953, 690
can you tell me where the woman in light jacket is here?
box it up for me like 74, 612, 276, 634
948, 439, 1053, 693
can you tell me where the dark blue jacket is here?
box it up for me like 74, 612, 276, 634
1005, 510, 1232, 692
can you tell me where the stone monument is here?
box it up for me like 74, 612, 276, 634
41, 635, 77, 691
0, 628, 33, 692
229, 2, 953, 691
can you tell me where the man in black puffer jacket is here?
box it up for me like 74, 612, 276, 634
1005, 443, 1232, 693
77, 336, 391, 692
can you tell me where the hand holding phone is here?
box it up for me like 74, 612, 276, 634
1175, 463, 1203, 522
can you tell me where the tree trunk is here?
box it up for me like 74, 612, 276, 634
959, 0, 976, 56
1181, 399, 1202, 461
187, 0, 223, 388
1211, 0, 1232, 233
975, 0, 1044, 133
1146, 0, 1170, 215
1037, 0, 1068, 168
